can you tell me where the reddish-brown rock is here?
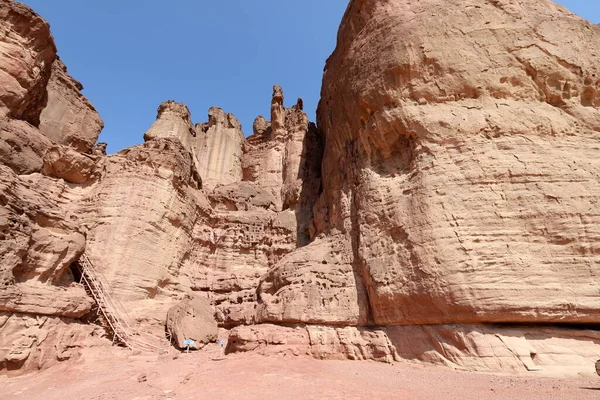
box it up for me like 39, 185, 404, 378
166, 295, 218, 350
4, 0, 600, 378
39, 59, 104, 153
265, 0, 600, 327
42, 145, 100, 184
0, 0, 55, 126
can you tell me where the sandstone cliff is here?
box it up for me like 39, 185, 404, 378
312, 0, 600, 325
82, 86, 322, 333
2, 0, 600, 378
0, 0, 107, 372
235, 0, 600, 374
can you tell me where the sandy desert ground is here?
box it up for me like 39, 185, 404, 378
2, 344, 599, 400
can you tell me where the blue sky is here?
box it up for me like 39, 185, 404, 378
19, 1, 599, 153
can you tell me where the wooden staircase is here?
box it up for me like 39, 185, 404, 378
77, 254, 170, 354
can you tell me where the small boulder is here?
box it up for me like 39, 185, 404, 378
596, 359, 600, 377
166, 295, 217, 350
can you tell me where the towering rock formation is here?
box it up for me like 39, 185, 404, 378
0, 0, 107, 372
81, 85, 322, 334
196, 107, 244, 189
39, 59, 104, 153
3, 0, 600, 378
231, 0, 600, 375
314, 0, 600, 326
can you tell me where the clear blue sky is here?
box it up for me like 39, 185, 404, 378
19, 1, 599, 153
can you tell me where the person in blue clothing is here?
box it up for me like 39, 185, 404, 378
183, 339, 195, 353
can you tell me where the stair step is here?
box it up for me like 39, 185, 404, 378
79, 254, 166, 353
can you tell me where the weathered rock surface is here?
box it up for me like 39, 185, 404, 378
256, 235, 369, 326
4, 0, 600, 378
0, 118, 53, 174
225, 0, 600, 376
256, 0, 600, 327
196, 107, 244, 190
78, 138, 205, 336
42, 145, 100, 184
166, 295, 218, 349
0, 165, 93, 318
0, 164, 105, 372
39, 59, 104, 153
0, 312, 107, 373
228, 323, 600, 377
87, 88, 321, 333
0, 0, 108, 373
0, 0, 55, 125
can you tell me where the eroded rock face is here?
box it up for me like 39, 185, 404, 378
39, 59, 104, 153
0, 118, 53, 174
4, 0, 600, 378
0, 165, 105, 372
0, 166, 93, 318
0, 312, 106, 373
0, 0, 55, 125
76, 86, 322, 337
0, 0, 108, 373
306, 0, 600, 326
228, 323, 600, 376
144, 102, 245, 191
42, 145, 100, 184
229, 0, 600, 374
196, 107, 244, 190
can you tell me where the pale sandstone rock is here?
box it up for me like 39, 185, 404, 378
39, 58, 104, 152
144, 101, 244, 190
195, 107, 244, 190
80, 86, 322, 335
79, 139, 206, 335
228, 323, 600, 377
166, 295, 217, 349
144, 101, 196, 145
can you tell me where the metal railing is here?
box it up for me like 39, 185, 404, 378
78, 254, 170, 354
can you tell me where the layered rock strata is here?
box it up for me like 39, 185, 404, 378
0, 0, 106, 373
231, 0, 600, 375
3, 0, 600, 378
258, 0, 600, 325
81, 85, 322, 336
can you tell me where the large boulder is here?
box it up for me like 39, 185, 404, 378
42, 145, 100, 184
166, 295, 218, 350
